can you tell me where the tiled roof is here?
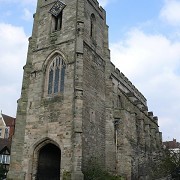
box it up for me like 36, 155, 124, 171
0, 138, 11, 153
2, 114, 15, 126
163, 139, 180, 149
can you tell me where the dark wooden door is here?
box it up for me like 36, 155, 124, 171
37, 143, 61, 180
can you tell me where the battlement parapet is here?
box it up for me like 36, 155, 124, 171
133, 100, 144, 109
110, 63, 160, 125
159, 132, 162, 141
147, 112, 159, 126
126, 92, 136, 102
153, 116, 158, 124
87, 0, 106, 19
142, 106, 148, 115
110, 62, 147, 106
148, 111, 153, 119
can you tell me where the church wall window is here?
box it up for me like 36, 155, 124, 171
52, 11, 63, 31
47, 56, 66, 96
54, 67, 60, 93
60, 65, 65, 92
48, 69, 53, 94
49, 1, 66, 32
117, 95, 122, 108
90, 14, 96, 40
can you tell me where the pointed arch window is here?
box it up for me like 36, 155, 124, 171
47, 56, 66, 95
48, 69, 53, 94
54, 67, 60, 93
90, 14, 96, 40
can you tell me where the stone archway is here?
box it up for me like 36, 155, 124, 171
36, 143, 61, 180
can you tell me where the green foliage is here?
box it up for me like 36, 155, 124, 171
63, 171, 71, 180
0, 164, 7, 179
152, 148, 180, 179
84, 158, 125, 180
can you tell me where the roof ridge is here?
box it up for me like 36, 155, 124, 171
2, 114, 15, 119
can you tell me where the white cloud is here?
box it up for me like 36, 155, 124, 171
22, 0, 36, 5
22, 8, 33, 21
99, 0, 109, 7
160, 0, 180, 26
110, 28, 180, 141
159, 117, 180, 142
99, 0, 117, 7
0, 23, 28, 116
111, 29, 180, 79
0, 0, 36, 5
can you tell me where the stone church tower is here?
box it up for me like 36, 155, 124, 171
7, 0, 162, 180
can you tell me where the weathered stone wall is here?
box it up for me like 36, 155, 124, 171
80, 0, 108, 172
8, 0, 78, 179
7, 0, 162, 179
105, 63, 162, 179
82, 43, 106, 169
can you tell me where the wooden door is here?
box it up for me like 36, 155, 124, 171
37, 143, 61, 180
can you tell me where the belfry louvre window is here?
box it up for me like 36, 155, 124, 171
52, 12, 63, 31
47, 56, 65, 95
49, 0, 66, 31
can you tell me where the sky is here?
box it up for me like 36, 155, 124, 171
0, 0, 180, 142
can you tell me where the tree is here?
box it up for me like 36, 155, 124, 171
0, 163, 7, 180
83, 157, 125, 180
152, 148, 180, 179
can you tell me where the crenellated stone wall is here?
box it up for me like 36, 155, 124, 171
104, 64, 163, 179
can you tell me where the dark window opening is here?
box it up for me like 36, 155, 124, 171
90, 14, 96, 39
53, 11, 63, 31
90, 20, 94, 37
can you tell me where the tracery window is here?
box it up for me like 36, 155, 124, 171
47, 56, 65, 95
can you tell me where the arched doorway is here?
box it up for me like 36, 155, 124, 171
36, 143, 61, 180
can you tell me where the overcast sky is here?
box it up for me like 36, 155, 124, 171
0, 0, 180, 142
